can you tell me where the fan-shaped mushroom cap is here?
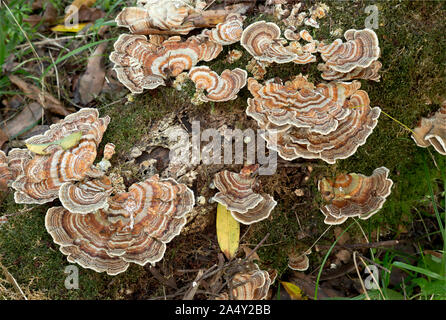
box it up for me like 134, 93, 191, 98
59, 176, 113, 214
103, 143, 116, 160
241, 21, 297, 64
288, 248, 311, 271
110, 34, 222, 93
11, 109, 110, 204
188, 66, 247, 102
116, 1, 195, 35
247, 76, 358, 135
412, 105, 446, 155
318, 167, 393, 225
45, 175, 195, 275
215, 264, 273, 300
318, 28, 380, 73
202, 13, 244, 45
212, 165, 276, 225
318, 60, 382, 82
251, 89, 381, 163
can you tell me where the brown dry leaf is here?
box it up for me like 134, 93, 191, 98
77, 5, 104, 22
8, 75, 69, 116
77, 42, 107, 104
240, 244, 260, 262
0, 128, 8, 148
335, 249, 351, 264
333, 226, 350, 245
25, 1, 57, 27
64, 0, 96, 21
0, 103, 43, 139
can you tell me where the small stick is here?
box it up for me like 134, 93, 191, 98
315, 240, 400, 251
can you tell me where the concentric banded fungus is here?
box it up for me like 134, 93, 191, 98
45, 175, 195, 275
318, 60, 382, 82
241, 21, 297, 64
288, 248, 311, 271
116, 0, 195, 35
110, 34, 222, 93
318, 28, 380, 74
248, 83, 381, 163
212, 165, 276, 225
11, 109, 110, 204
247, 76, 357, 135
318, 167, 393, 225
412, 105, 446, 155
215, 264, 273, 300
59, 176, 113, 214
202, 13, 244, 45
188, 66, 247, 102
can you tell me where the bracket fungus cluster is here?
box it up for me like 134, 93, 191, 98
212, 165, 277, 225
317, 29, 381, 81
46, 175, 195, 275
201, 13, 245, 45
412, 104, 446, 155
241, 21, 297, 64
0, 108, 195, 276
110, 34, 222, 93
318, 167, 393, 225
247, 75, 381, 163
11, 109, 110, 204
188, 66, 247, 102
216, 264, 275, 300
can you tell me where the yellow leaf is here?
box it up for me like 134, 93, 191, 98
26, 131, 82, 155
280, 281, 305, 300
216, 203, 240, 260
51, 23, 89, 33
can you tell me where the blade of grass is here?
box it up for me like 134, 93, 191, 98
41, 38, 115, 79
393, 261, 446, 281
314, 221, 355, 300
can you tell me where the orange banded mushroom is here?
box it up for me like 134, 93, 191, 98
202, 13, 245, 45
318, 167, 393, 225
45, 175, 195, 275
241, 21, 297, 64
247, 76, 357, 135
11, 109, 110, 204
110, 34, 222, 93
317, 28, 380, 74
318, 60, 382, 82
188, 66, 247, 102
248, 85, 381, 163
212, 165, 276, 225
215, 264, 273, 300
412, 104, 446, 155
116, 0, 195, 35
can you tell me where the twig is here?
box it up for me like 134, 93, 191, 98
315, 240, 400, 251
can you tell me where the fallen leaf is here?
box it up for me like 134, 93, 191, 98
280, 281, 305, 300
8, 75, 70, 116
77, 5, 104, 22
240, 244, 260, 262
216, 203, 240, 260
0, 128, 8, 148
76, 42, 107, 104
26, 131, 82, 155
51, 23, 90, 33
64, 0, 96, 22
0, 102, 43, 139
333, 226, 350, 245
